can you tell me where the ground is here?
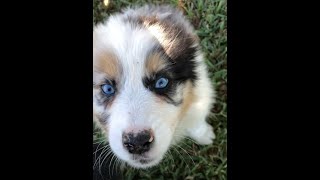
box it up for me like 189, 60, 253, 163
93, 0, 227, 179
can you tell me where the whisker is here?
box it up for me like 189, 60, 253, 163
172, 145, 191, 172
114, 157, 120, 174
108, 154, 116, 178
99, 148, 113, 171
112, 156, 120, 176
93, 142, 106, 168
94, 145, 109, 169
167, 148, 175, 165
93, 139, 107, 144
93, 144, 110, 155
178, 140, 194, 150
173, 134, 198, 144
95, 146, 111, 169
175, 143, 196, 166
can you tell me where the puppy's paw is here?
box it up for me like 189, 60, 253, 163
189, 123, 215, 145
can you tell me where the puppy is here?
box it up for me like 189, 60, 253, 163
93, 4, 216, 169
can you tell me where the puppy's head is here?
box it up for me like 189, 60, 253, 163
93, 5, 201, 168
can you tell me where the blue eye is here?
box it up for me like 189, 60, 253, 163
101, 84, 115, 96
155, 77, 169, 89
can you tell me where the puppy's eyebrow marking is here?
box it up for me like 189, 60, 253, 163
94, 51, 121, 80
145, 52, 168, 77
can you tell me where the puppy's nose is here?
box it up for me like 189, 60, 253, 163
122, 129, 154, 154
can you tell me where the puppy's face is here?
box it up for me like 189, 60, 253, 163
93, 9, 199, 168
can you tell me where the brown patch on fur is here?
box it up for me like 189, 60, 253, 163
94, 51, 120, 80
139, 15, 158, 26
145, 53, 168, 76
178, 81, 196, 119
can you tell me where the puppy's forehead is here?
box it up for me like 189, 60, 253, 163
93, 18, 164, 85
93, 6, 198, 85
95, 16, 158, 57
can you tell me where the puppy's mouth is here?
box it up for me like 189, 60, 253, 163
132, 154, 154, 164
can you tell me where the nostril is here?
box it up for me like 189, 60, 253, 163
142, 134, 154, 147
143, 141, 150, 147
123, 143, 135, 153
123, 143, 133, 148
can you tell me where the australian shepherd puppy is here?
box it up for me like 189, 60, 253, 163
93, 4, 216, 169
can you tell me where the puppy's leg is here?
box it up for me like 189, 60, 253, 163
187, 117, 215, 145
180, 69, 216, 145
181, 108, 215, 145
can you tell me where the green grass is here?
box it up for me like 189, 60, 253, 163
93, 0, 227, 179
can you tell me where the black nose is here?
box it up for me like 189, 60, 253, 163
122, 130, 154, 154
